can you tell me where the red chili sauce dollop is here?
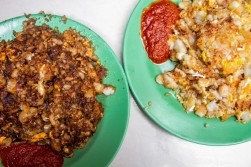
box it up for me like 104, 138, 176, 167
141, 0, 180, 64
0, 143, 64, 167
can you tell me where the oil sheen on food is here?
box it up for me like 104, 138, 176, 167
141, 0, 180, 64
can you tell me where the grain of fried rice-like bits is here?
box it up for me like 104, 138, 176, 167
0, 18, 115, 157
157, 0, 251, 123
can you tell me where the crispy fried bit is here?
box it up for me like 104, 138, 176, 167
31, 132, 48, 142
158, 0, 251, 122
0, 18, 115, 157
0, 136, 6, 144
61, 15, 67, 24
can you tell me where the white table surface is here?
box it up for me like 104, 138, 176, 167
0, 1, 251, 167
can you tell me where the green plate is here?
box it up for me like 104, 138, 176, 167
0, 14, 130, 167
123, 0, 251, 145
